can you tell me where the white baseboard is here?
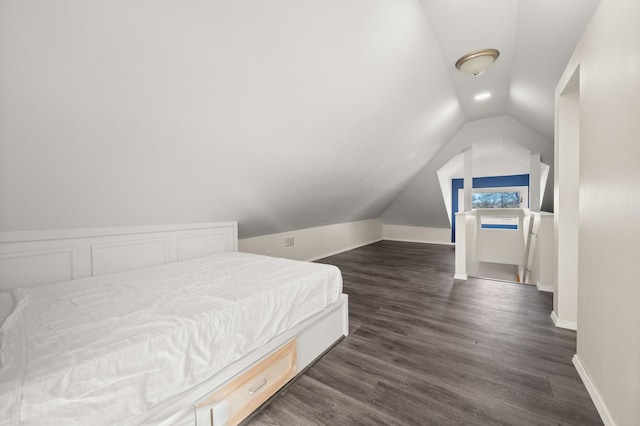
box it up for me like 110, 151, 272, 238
573, 354, 616, 426
550, 311, 577, 331
453, 273, 468, 281
536, 282, 554, 292
382, 224, 452, 245
384, 237, 454, 246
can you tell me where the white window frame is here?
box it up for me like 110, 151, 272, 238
458, 185, 528, 212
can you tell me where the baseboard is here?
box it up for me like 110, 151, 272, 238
573, 354, 616, 426
536, 282, 554, 292
384, 237, 454, 246
453, 273, 468, 281
550, 311, 577, 330
306, 238, 382, 261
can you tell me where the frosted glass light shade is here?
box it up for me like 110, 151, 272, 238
455, 49, 500, 76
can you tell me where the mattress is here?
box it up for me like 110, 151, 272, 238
0, 252, 342, 425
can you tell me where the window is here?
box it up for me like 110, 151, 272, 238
472, 191, 520, 209
451, 174, 530, 242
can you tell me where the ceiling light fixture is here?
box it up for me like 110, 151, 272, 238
455, 48, 500, 76
475, 92, 491, 101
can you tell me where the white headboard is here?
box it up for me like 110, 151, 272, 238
0, 222, 238, 292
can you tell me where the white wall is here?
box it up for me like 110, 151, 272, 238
382, 224, 451, 245
474, 209, 525, 266
557, 0, 640, 424
0, 0, 464, 238
239, 219, 382, 261
381, 115, 554, 230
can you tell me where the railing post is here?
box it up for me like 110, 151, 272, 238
454, 212, 468, 280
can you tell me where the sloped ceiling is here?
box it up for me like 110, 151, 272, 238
420, 0, 600, 139
0, 0, 464, 238
0, 0, 599, 238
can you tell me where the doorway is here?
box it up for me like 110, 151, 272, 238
553, 64, 580, 330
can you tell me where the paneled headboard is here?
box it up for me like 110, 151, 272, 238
0, 222, 238, 292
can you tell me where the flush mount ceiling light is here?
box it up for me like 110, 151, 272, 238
475, 92, 491, 101
455, 49, 500, 76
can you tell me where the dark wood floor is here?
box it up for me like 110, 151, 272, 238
247, 241, 602, 425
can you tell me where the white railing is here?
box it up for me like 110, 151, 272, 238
455, 209, 554, 289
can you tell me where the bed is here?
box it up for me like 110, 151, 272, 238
0, 222, 349, 425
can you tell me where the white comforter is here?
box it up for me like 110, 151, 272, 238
0, 252, 342, 425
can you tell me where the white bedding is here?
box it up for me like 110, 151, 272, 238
0, 252, 342, 425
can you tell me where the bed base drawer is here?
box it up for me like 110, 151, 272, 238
195, 339, 297, 426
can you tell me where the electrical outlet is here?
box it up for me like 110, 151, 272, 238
283, 236, 295, 249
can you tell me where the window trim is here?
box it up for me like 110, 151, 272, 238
451, 174, 530, 242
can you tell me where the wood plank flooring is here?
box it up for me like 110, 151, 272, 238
246, 240, 602, 425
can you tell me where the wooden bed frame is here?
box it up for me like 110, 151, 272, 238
0, 222, 349, 425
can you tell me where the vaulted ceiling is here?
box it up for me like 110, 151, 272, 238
0, 0, 600, 238
420, 0, 600, 140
